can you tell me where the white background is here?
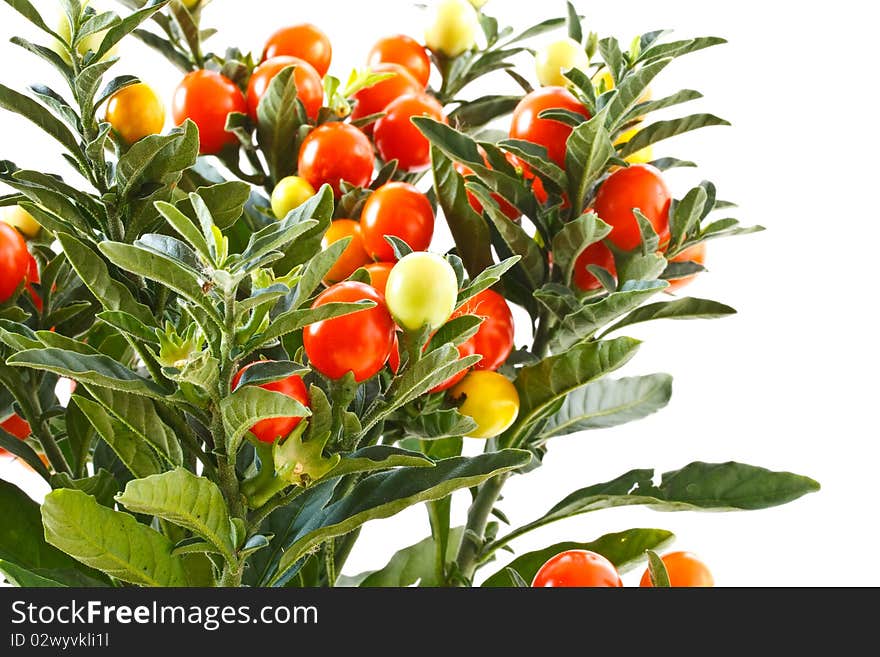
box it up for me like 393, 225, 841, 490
1, 0, 878, 586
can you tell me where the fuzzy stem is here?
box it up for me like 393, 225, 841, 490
455, 473, 509, 583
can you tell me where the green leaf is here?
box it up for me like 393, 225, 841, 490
505, 16, 568, 44
0, 83, 83, 163
360, 345, 481, 438
482, 528, 674, 586
248, 301, 374, 353
503, 337, 642, 448
468, 184, 545, 288
9, 349, 168, 400
646, 549, 671, 587
51, 470, 120, 508
620, 114, 731, 157
257, 65, 304, 183
42, 488, 191, 587
328, 446, 434, 479
178, 181, 251, 230
402, 408, 478, 440
601, 297, 736, 337
497, 138, 568, 193
669, 185, 709, 250
95, 0, 171, 60
606, 59, 670, 127
86, 387, 183, 467
0, 560, 68, 587
565, 1, 583, 42
566, 109, 615, 213
551, 281, 668, 352
116, 120, 199, 202
117, 468, 236, 564
2, 0, 64, 40
155, 200, 211, 262
272, 450, 531, 583
504, 462, 821, 541
449, 95, 520, 131
621, 89, 703, 125
598, 37, 624, 83
221, 386, 311, 455
429, 146, 493, 279
538, 374, 673, 441
456, 256, 520, 306
99, 242, 219, 323
551, 213, 612, 286
638, 36, 727, 64
0, 423, 50, 480
73, 396, 163, 478
0, 480, 108, 587
96, 311, 158, 345
340, 528, 464, 587
236, 191, 331, 270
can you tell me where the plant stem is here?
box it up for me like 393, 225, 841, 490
324, 540, 337, 587
455, 472, 509, 584
531, 309, 555, 359
0, 368, 71, 476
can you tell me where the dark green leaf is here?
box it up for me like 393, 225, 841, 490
0, 480, 108, 587
0, 83, 83, 163
539, 374, 673, 440
503, 337, 642, 447
601, 297, 736, 336
551, 212, 611, 286
273, 450, 531, 583
430, 146, 493, 279
550, 281, 667, 352
620, 114, 731, 157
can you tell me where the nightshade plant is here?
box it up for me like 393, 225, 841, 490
0, 0, 817, 588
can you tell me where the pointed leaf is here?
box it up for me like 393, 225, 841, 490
42, 488, 190, 587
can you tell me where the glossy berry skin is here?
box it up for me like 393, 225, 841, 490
297, 123, 375, 195
172, 70, 246, 155
384, 252, 458, 332
231, 363, 310, 444
0, 205, 40, 238
532, 550, 623, 587
509, 87, 590, 168
360, 182, 434, 262
0, 223, 29, 304
373, 94, 446, 172
535, 37, 589, 87
303, 282, 396, 382
424, 0, 480, 57
450, 371, 520, 439
456, 289, 514, 371
640, 551, 714, 587
368, 35, 431, 88
105, 82, 165, 144
0, 414, 30, 440
247, 56, 324, 122
321, 219, 372, 285
351, 62, 422, 129
262, 23, 332, 77
593, 164, 671, 251
364, 262, 395, 296
666, 243, 707, 293
572, 241, 617, 292
270, 176, 316, 219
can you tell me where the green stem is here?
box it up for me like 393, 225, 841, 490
531, 309, 555, 359
331, 528, 361, 579
324, 540, 337, 587
247, 487, 304, 534
0, 368, 71, 476
454, 473, 509, 584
